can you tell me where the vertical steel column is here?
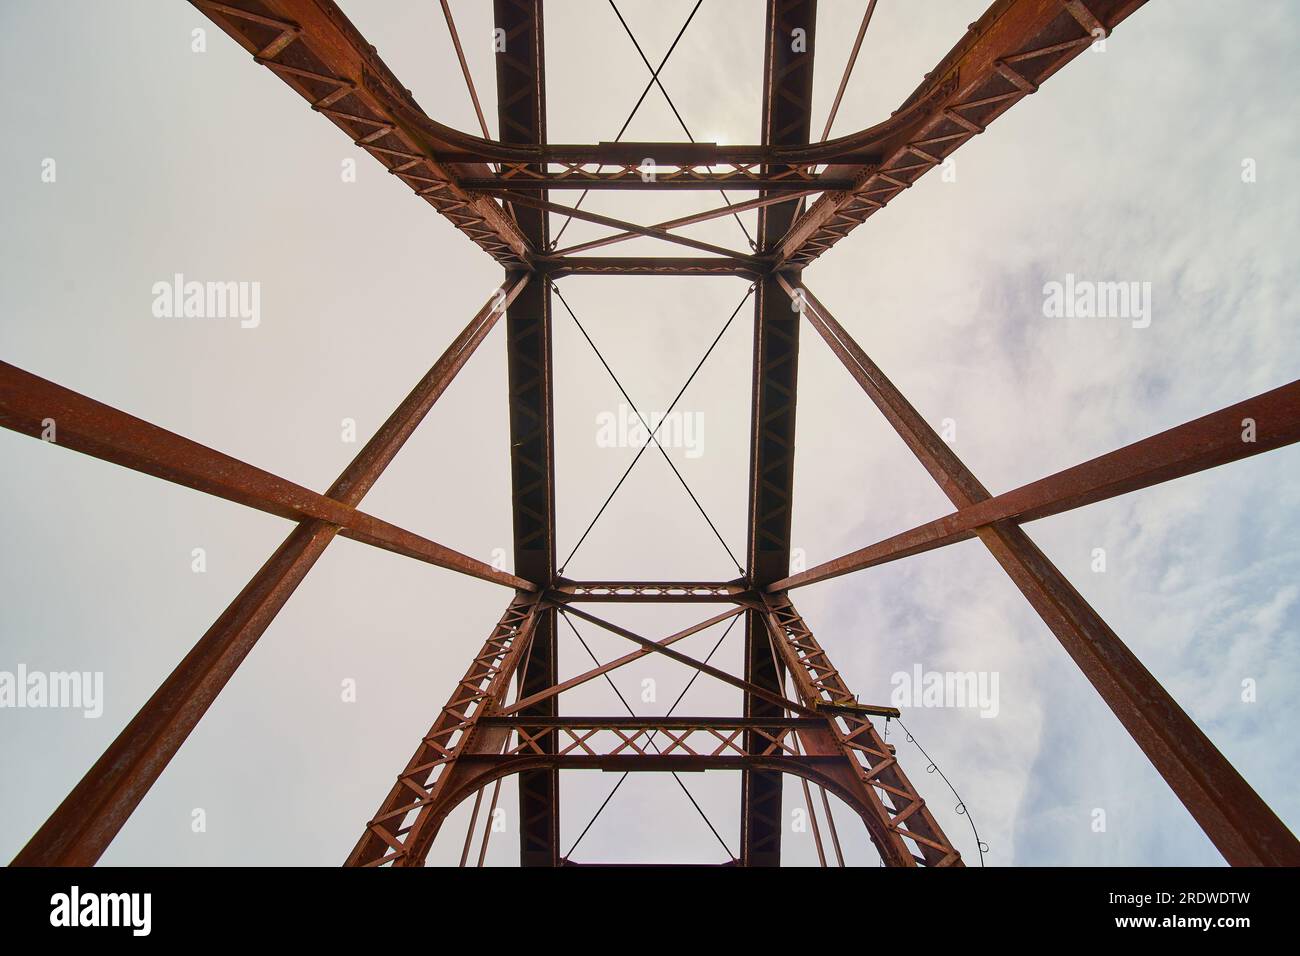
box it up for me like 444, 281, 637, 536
493, 0, 560, 867
741, 0, 818, 867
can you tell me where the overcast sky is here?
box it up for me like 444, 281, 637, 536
1, 0, 1297, 866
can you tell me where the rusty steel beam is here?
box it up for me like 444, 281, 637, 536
760, 594, 963, 866
562, 606, 817, 718
463, 171, 849, 191
0, 362, 529, 590
773, 282, 1300, 589
348, 592, 544, 866
492, 0, 560, 870
439, 0, 492, 141
740, 0, 820, 867
494, 191, 760, 262
777, 0, 1151, 266
498, 608, 745, 715
9, 277, 530, 866
774, 378, 1300, 588
543, 256, 764, 279
482, 716, 820, 731
781, 282, 1300, 867
191, 0, 530, 264
433, 142, 873, 167
548, 580, 751, 603
549, 190, 822, 257
820, 0, 879, 143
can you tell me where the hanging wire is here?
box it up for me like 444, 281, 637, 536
606, 0, 757, 250
563, 610, 742, 858
552, 283, 746, 575
550, 0, 705, 249
558, 283, 753, 572
558, 610, 736, 860
893, 717, 989, 866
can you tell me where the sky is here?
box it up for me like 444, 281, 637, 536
0, 0, 1297, 867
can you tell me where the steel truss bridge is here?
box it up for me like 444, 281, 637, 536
4, 0, 1299, 867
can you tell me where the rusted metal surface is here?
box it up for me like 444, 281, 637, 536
348, 593, 544, 866
345, 585, 967, 867
190, 0, 530, 264
759, 594, 963, 866
10, 0, 1293, 869
741, 0, 819, 866
12, 520, 337, 867
773, 374, 1300, 588
777, 0, 1151, 266
492, 0, 561, 869
548, 191, 822, 258
781, 282, 1300, 867
0, 361, 529, 590
8, 279, 528, 866
820, 0, 879, 143
498, 608, 744, 716
462, 169, 854, 191
496, 190, 759, 261
543, 256, 764, 279
563, 606, 818, 718
548, 580, 750, 603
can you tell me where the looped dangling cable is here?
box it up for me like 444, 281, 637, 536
895, 718, 988, 867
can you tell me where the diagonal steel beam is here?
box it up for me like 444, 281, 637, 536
778, 0, 1151, 266
347, 592, 544, 866
191, 0, 530, 264
774, 279, 1300, 588
562, 606, 818, 718
544, 256, 764, 279
773, 379, 1300, 589
9, 277, 531, 866
548, 190, 822, 257
499, 608, 744, 715
0, 361, 530, 589
495, 190, 760, 261
780, 280, 1300, 867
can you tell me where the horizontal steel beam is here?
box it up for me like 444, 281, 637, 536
464, 174, 847, 191
480, 716, 821, 730
458, 753, 846, 771
548, 580, 750, 603
434, 143, 876, 166
543, 257, 765, 279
